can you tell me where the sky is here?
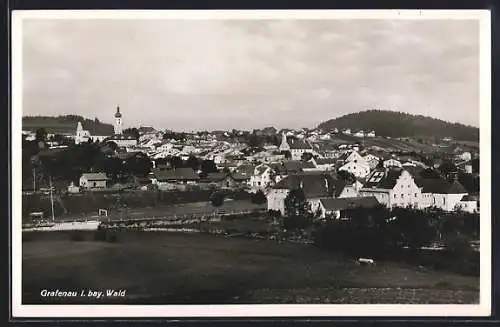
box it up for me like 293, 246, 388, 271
21, 17, 481, 131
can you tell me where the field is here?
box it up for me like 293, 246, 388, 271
22, 231, 479, 304
66, 200, 265, 221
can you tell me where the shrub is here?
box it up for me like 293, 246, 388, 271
210, 192, 225, 207
444, 232, 473, 259
251, 190, 267, 204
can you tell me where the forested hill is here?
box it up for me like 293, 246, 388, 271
317, 110, 479, 141
22, 115, 114, 135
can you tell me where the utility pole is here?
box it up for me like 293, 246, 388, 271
32, 167, 36, 192
49, 175, 55, 222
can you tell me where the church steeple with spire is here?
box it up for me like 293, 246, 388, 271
114, 106, 123, 135
279, 131, 290, 152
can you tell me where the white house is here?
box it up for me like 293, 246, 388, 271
415, 178, 469, 211
79, 173, 109, 190
456, 195, 479, 213
249, 164, 275, 190
312, 158, 337, 171
342, 129, 351, 135
353, 130, 365, 138
288, 139, 315, 161
458, 151, 472, 161
363, 154, 380, 169
338, 160, 371, 179
358, 168, 422, 209
383, 158, 402, 168
334, 179, 364, 198
267, 173, 337, 215
75, 122, 110, 145
319, 133, 331, 140
338, 150, 365, 165
366, 131, 376, 137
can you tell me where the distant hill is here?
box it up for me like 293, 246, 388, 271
23, 115, 114, 135
317, 110, 479, 141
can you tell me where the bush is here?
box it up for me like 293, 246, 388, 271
210, 192, 225, 207
251, 190, 267, 204
444, 232, 473, 260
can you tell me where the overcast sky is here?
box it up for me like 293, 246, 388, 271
22, 18, 480, 131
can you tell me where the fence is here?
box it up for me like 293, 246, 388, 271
99, 209, 267, 228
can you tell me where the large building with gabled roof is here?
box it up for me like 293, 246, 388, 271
358, 168, 422, 209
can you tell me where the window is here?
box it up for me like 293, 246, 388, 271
414, 193, 417, 197
394, 194, 397, 198
401, 194, 404, 199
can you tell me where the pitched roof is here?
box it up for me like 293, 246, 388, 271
81, 123, 114, 136
414, 178, 468, 194
273, 173, 337, 198
363, 168, 404, 189
81, 173, 108, 180
202, 172, 230, 182
314, 158, 337, 165
153, 168, 199, 181
302, 161, 316, 169
269, 162, 287, 174
234, 163, 255, 176
255, 164, 270, 175
116, 151, 147, 160
106, 134, 137, 141
230, 172, 251, 181
283, 160, 304, 173
320, 196, 379, 211
289, 139, 313, 150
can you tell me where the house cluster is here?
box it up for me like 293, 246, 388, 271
28, 108, 477, 215
333, 128, 376, 138
266, 164, 478, 220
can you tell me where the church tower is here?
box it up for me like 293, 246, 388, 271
114, 106, 123, 135
279, 131, 290, 152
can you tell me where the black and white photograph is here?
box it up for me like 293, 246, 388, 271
11, 10, 491, 318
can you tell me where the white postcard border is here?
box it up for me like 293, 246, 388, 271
11, 9, 492, 318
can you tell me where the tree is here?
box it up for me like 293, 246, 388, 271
282, 151, 292, 160
200, 160, 218, 177
251, 190, 267, 204
247, 133, 263, 148
391, 207, 435, 250
283, 188, 313, 230
123, 154, 153, 178
301, 152, 313, 162
123, 128, 140, 140
420, 168, 441, 179
168, 156, 184, 169
438, 161, 458, 175
35, 128, 47, 142
210, 191, 225, 208
337, 170, 356, 183
185, 155, 199, 171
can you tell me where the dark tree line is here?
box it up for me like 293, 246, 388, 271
318, 109, 479, 141
26, 142, 153, 185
